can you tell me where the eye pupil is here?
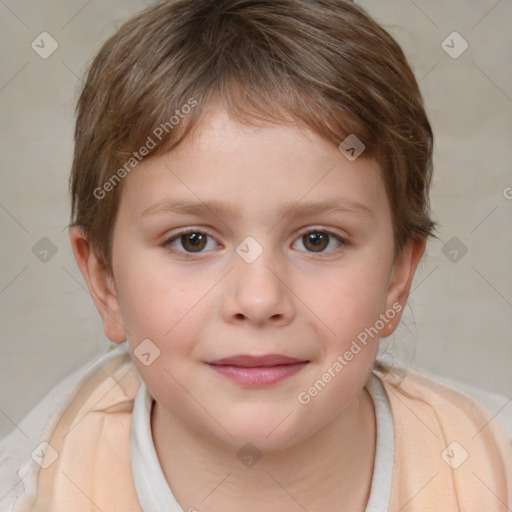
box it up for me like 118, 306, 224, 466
304, 232, 328, 252
182, 233, 206, 252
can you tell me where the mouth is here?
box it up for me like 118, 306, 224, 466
205, 354, 309, 387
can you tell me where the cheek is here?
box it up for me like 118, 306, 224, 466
114, 252, 201, 345
309, 259, 391, 341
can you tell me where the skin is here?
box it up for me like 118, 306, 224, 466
70, 105, 425, 511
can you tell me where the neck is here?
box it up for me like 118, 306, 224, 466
151, 386, 376, 512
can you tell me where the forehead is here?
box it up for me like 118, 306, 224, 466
116, 106, 388, 224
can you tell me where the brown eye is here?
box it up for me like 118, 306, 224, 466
164, 230, 216, 255
179, 232, 207, 252
303, 232, 329, 252
292, 229, 345, 254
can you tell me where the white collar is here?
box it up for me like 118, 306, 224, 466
130, 371, 394, 511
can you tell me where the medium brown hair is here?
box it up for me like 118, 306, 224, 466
69, 0, 438, 275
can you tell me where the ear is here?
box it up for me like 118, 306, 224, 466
380, 237, 426, 338
69, 226, 127, 343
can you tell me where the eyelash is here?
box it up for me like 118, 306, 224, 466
162, 227, 347, 259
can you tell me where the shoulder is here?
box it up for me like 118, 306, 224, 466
381, 366, 512, 439
0, 342, 138, 511
377, 366, 512, 510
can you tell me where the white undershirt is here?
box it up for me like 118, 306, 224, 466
130, 371, 394, 511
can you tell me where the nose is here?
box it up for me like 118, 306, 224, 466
219, 244, 295, 327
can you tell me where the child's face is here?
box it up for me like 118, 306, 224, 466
76, 105, 423, 451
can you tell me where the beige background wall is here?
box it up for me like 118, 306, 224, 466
0, 0, 511, 439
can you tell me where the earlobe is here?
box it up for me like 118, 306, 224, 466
381, 237, 426, 338
69, 226, 127, 343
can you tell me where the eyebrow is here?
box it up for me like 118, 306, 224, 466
141, 197, 373, 220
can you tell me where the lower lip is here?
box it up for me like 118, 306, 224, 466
207, 362, 308, 387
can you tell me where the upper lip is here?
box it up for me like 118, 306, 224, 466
206, 354, 308, 367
